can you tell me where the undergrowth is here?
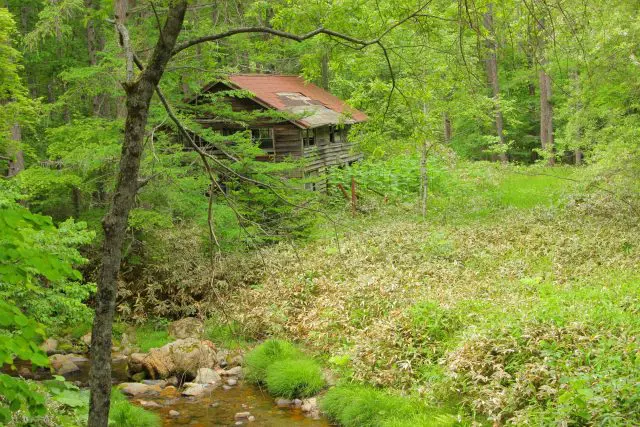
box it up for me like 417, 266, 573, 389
321, 385, 460, 427
202, 164, 639, 424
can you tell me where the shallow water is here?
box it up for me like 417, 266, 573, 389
137, 383, 331, 426
4, 357, 332, 426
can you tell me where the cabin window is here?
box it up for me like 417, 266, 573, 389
329, 126, 336, 143
251, 128, 274, 152
303, 129, 316, 147
341, 126, 349, 143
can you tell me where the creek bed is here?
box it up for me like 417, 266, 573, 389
4, 356, 332, 426
138, 382, 330, 426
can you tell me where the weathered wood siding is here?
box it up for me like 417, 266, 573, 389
190, 83, 362, 191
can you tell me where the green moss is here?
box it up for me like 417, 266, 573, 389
244, 339, 303, 383
109, 389, 160, 427
265, 359, 325, 398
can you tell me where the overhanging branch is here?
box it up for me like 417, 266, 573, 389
171, 2, 432, 56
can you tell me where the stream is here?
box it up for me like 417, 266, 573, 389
5, 356, 332, 426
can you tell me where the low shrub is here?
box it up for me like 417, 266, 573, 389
244, 339, 303, 383
265, 359, 325, 398
109, 389, 160, 427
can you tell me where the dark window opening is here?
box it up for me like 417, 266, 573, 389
251, 128, 274, 153
329, 126, 336, 143
303, 129, 316, 147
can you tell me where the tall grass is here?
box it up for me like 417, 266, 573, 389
109, 390, 160, 427
321, 385, 459, 427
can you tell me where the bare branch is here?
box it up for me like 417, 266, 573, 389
171, 2, 432, 57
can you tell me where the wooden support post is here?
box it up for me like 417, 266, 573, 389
351, 176, 357, 217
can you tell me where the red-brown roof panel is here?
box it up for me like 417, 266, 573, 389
227, 74, 368, 127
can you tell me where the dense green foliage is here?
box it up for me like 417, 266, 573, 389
11, 380, 160, 427
0, 189, 92, 422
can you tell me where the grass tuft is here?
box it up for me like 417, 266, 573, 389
265, 359, 325, 398
109, 389, 160, 427
134, 323, 172, 352
321, 385, 460, 427
244, 339, 303, 383
204, 317, 251, 349
321, 385, 418, 427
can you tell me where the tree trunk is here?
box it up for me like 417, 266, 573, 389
538, 74, 554, 166
87, 2, 188, 426
442, 111, 452, 143
537, 15, 554, 166
86, 0, 106, 116
483, 3, 507, 163
420, 140, 428, 218
7, 123, 24, 177
571, 69, 583, 165
420, 103, 428, 218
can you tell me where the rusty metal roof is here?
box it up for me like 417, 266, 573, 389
224, 74, 368, 128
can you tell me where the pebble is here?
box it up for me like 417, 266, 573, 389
235, 411, 252, 420
276, 398, 292, 408
221, 366, 243, 377
226, 378, 237, 386
142, 379, 167, 387
293, 399, 302, 407
248, 415, 256, 422
139, 400, 162, 409
222, 385, 232, 391
209, 401, 220, 408
194, 367, 222, 384
181, 383, 211, 397
169, 410, 180, 417
118, 382, 159, 397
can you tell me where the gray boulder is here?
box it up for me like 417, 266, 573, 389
168, 317, 204, 339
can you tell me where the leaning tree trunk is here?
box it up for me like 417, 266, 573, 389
87, 2, 188, 426
483, 3, 507, 163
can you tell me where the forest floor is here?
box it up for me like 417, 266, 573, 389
201, 164, 640, 425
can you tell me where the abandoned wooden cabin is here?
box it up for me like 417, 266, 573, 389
188, 74, 368, 191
